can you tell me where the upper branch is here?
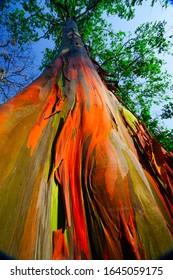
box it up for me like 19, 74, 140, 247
50, 0, 67, 20
76, 0, 102, 19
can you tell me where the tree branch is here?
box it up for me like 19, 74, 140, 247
101, 38, 137, 67
50, 0, 67, 20
65, 0, 70, 18
76, 0, 102, 19
0, 40, 11, 48
0, 86, 9, 100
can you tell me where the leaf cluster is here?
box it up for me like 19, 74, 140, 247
161, 101, 173, 119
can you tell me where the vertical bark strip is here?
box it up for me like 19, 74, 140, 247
0, 18, 172, 260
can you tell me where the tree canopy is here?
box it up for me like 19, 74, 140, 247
1, 0, 173, 151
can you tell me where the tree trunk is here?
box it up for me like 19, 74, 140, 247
0, 18, 172, 260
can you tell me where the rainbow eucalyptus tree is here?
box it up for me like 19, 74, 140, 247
0, 1, 173, 260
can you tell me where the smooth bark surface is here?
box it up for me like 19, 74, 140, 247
0, 19, 172, 259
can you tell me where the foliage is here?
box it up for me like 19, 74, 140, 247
2, 0, 167, 47
155, 128, 173, 151
140, 106, 173, 151
131, 0, 168, 7
96, 21, 173, 114
161, 101, 173, 119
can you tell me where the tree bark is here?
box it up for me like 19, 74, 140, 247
0, 18, 172, 260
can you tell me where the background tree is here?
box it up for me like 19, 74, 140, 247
0, 0, 172, 260
0, 30, 35, 103
0, 3, 36, 103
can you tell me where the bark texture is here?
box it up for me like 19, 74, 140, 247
0, 19, 172, 260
